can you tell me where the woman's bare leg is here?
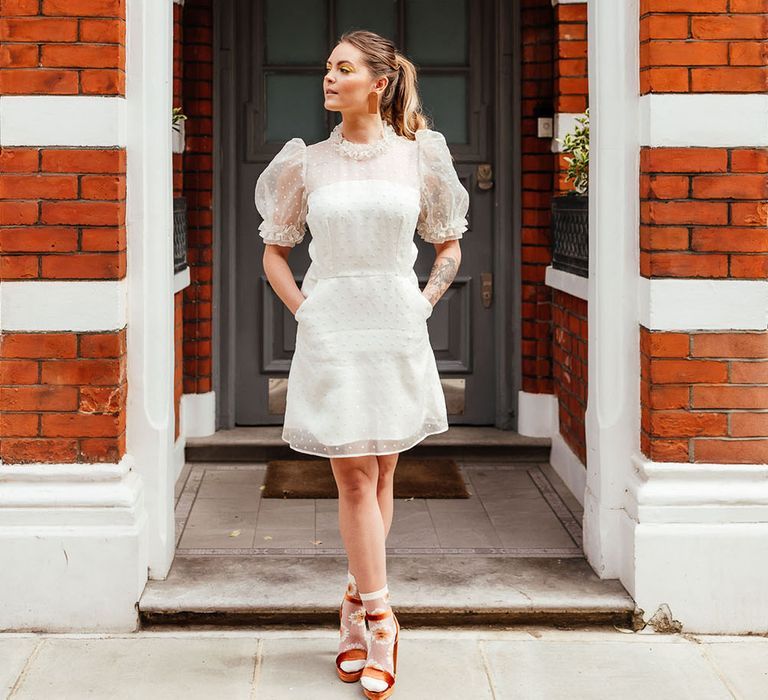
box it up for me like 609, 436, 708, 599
330, 454, 387, 593
375, 452, 400, 539
332, 452, 401, 690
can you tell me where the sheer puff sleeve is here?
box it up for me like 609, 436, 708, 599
415, 129, 469, 243
254, 137, 308, 247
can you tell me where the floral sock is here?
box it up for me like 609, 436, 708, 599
359, 584, 398, 693
338, 570, 368, 673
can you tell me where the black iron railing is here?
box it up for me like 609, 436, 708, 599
173, 196, 188, 274
551, 194, 588, 278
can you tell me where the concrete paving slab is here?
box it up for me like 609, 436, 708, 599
256, 636, 494, 699
482, 637, 733, 700
175, 462, 582, 556
0, 638, 39, 697
4, 628, 766, 700
8, 637, 259, 700
696, 637, 768, 700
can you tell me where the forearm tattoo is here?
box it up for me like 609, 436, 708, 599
423, 252, 459, 306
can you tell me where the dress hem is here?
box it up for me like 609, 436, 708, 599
281, 423, 450, 459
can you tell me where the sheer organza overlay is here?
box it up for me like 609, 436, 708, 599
254, 122, 469, 457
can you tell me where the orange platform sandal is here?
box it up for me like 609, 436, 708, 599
335, 590, 369, 682
360, 608, 400, 699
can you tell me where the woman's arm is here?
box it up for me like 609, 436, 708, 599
262, 245, 306, 317
422, 239, 461, 307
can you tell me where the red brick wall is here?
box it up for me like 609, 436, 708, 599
0, 0, 126, 96
554, 2, 588, 197
640, 147, 768, 279
639, 0, 768, 94
0, 330, 127, 463
174, 293, 183, 440
641, 328, 768, 463
0, 1, 127, 463
639, 2, 768, 463
552, 290, 588, 464
554, 2, 588, 465
181, 0, 213, 397
173, 0, 184, 441
0, 148, 126, 280
554, 4, 588, 109
521, 0, 556, 395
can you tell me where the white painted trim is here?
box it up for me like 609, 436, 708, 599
126, 0, 177, 582
627, 518, 768, 633
0, 454, 148, 631
638, 278, 768, 331
626, 453, 768, 524
173, 265, 190, 294
517, 390, 557, 438
173, 433, 186, 483
640, 94, 768, 148
181, 392, 217, 438
621, 452, 768, 633
552, 0, 586, 5
545, 265, 588, 300
0, 280, 127, 331
551, 112, 586, 153
519, 390, 586, 508
550, 429, 587, 507
582, 0, 640, 582
0, 96, 126, 147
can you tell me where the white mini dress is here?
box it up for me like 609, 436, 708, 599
254, 121, 469, 458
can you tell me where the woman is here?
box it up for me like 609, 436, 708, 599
254, 29, 469, 699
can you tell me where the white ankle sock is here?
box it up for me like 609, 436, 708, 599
338, 570, 368, 673
359, 584, 398, 693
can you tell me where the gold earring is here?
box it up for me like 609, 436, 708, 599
367, 91, 378, 114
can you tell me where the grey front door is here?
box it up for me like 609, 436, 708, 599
232, 0, 499, 426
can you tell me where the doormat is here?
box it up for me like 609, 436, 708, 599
263, 458, 469, 499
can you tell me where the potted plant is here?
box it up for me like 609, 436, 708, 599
172, 106, 187, 154
551, 107, 589, 277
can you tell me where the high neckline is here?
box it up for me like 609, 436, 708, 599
329, 121, 398, 160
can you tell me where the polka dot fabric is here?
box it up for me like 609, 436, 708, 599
253, 123, 470, 458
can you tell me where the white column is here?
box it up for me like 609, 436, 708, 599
126, 0, 177, 579
582, 0, 640, 580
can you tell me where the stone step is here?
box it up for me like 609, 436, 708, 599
185, 426, 552, 463
139, 555, 639, 630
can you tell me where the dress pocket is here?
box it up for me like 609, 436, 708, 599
402, 279, 433, 319
294, 279, 324, 321
294, 294, 312, 320
417, 289, 434, 318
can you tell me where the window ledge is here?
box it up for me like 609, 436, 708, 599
174, 266, 190, 294
545, 265, 588, 301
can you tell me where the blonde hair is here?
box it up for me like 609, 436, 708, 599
336, 30, 430, 140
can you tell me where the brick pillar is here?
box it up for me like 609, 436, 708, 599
0, 0, 160, 632
639, 4, 768, 464
0, 0, 127, 464
614, 0, 768, 633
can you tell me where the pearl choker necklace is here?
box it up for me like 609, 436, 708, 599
329, 121, 398, 160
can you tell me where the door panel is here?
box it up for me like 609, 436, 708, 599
234, 0, 497, 425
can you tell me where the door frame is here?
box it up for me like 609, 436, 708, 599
212, 0, 521, 431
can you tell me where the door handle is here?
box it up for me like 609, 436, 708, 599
481, 272, 492, 308
476, 163, 493, 191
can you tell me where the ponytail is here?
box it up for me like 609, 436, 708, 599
337, 30, 430, 141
